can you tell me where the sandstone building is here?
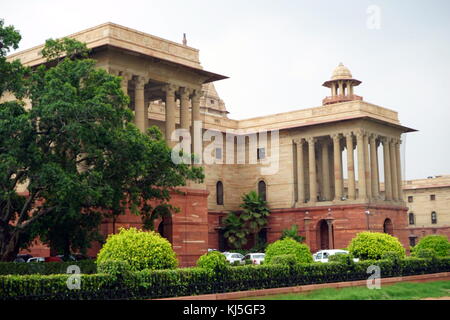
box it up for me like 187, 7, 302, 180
403, 175, 450, 246
6, 23, 422, 266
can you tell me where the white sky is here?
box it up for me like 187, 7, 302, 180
2, 0, 450, 180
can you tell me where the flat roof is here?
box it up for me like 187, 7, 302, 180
7, 22, 228, 83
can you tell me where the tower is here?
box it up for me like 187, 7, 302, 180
322, 63, 363, 105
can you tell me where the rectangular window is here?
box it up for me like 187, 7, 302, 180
430, 194, 436, 201
215, 148, 222, 160
409, 238, 416, 247
257, 147, 266, 160
408, 196, 413, 203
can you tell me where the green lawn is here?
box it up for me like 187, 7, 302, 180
243, 281, 450, 300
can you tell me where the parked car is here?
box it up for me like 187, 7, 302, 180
243, 253, 265, 265
14, 254, 33, 262
27, 257, 45, 263
56, 254, 76, 262
313, 249, 359, 263
222, 252, 245, 264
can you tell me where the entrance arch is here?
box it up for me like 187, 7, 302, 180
317, 220, 333, 250
383, 218, 393, 235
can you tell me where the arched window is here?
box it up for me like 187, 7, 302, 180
216, 181, 224, 205
409, 213, 415, 225
258, 180, 267, 201
431, 211, 437, 224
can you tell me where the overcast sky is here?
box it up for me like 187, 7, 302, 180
2, 0, 450, 180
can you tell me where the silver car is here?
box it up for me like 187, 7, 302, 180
222, 252, 245, 264
243, 253, 265, 265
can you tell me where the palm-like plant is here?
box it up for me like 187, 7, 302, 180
280, 224, 305, 243
239, 190, 270, 243
223, 212, 248, 249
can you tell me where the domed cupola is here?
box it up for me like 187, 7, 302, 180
322, 63, 363, 105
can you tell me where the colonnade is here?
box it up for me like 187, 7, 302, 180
113, 70, 202, 148
294, 130, 403, 204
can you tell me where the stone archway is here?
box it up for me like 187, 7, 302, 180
317, 220, 329, 250
157, 216, 173, 242
383, 218, 393, 236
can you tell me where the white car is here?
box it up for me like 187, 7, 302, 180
243, 253, 265, 265
313, 249, 359, 263
27, 257, 45, 263
222, 252, 245, 264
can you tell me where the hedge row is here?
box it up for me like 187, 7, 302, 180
1, 257, 449, 300
0, 260, 97, 275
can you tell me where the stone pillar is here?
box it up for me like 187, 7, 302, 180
326, 219, 334, 249
345, 132, 356, 200
179, 87, 191, 130
162, 84, 178, 146
321, 140, 331, 200
307, 137, 317, 204
331, 83, 336, 96
119, 72, 130, 97
338, 81, 344, 96
382, 137, 392, 201
191, 90, 203, 156
363, 133, 372, 199
134, 76, 147, 133
369, 134, 380, 199
332, 134, 343, 201
356, 130, 367, 199
390, 138, 399, 201
395, 139, 403, 201
304, 214, 312, 249
296, 139, 306, 204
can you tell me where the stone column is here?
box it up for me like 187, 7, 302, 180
395, 139, 403, 200
345, 132, 356, 200
390, 138, 399, 201
331, 83, 336, 96
307, 137, 317, 204
191, 90, 202, 159
321, 140, 331, 200
332, 134, 343, 201
382, 137, 392, 201
363, 133, 372, 199
179, 87, 191, 130
326, 219, 334, 249
134, 76, 147, 133
163, 84, 178, 146
369, 134, 380, 199
304, 214, 312, 248
119, 72, 130, 97
356, 130, 367, 199
296, 139, 306, 204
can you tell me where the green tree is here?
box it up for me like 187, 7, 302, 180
0, 22, 203, 261
280, 224, 305, 243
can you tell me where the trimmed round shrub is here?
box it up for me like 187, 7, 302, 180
196, 251, 229, 274
348, 232, 405, 260
268, 254, 301, 267
412, 235, 450, 257
96, 227, 178, 271
413, 248, 438, 259
265, 238, 313, 264
381, 251, 404, 262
